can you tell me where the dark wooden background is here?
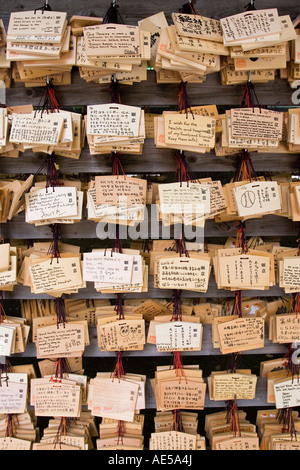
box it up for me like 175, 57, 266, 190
0, 0, 299, 449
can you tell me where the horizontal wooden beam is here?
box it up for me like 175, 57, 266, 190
1, 212, 298, 240
0, 0, 299, 28
0, 141, 299, 175
6, 70, 297, 108
1, 276, 286, 300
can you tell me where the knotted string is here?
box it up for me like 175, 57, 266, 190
35, 78, 60, 118
226, 399, 241, 437
231, 291, 243, 319
234, 149, 258, 182
171, 289, 183, 322
174, 151, 194, 186
48, 223, 62, 264
111, 152, 126, 180
173, 351, 187, 384
55, 297, 66, 327
172, 409, 184, 433
51, 357, 70, 383
111, 351, 125, 383
236, 221, 249, 254
32, 153, 53, 187
114, 293, 125, 321
277, 408, 297, 441
240, 55, 261, 114
142, 173, 152, 193
227, 353, 241, 375
241, 79, 260, 110
142, 239, 151, 254
178, 81, 194, 117
103, 2, 125, 24
53, 417, 69, 449
174, 236, 190, 259
5, 414, 16, 440
46, 154, 61, 190
117, 419, 125, 445
110, 78, 121, 105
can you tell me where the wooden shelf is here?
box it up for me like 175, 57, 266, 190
0, 140, 299, 175
1, 213, 298, 241
4, 70, 297, 108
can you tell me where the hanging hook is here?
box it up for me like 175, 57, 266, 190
245, 0, 256, 11
44, 0, 51, 10
35, 0, 51, 13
